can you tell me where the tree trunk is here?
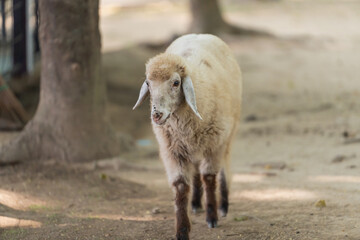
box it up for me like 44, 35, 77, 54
189, 0, 227, 34
0, 0, 120, 163
189, 0, 271, 36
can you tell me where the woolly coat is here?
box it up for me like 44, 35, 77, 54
147, 34, 242, 184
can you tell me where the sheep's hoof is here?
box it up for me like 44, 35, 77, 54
191, 205, 203, 214
219, 208, 228, 217
207, 219, 218, 228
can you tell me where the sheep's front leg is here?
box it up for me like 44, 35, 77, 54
202, 173, 218, 228
173, 177, 191, 240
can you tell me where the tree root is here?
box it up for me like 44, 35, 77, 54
0, 131, 30, 165
223, 23, 274, 37
140, 34, 180, 50
0, 119, 121, 164
142, 23, 274, 50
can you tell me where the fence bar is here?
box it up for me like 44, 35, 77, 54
12, 0, 27, 76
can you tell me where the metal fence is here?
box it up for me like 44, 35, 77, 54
0, 0, 39, 80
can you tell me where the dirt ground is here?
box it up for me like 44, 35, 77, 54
1, 0, 360, 239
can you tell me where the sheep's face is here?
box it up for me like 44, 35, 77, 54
133, 53, 202, 125
146, 72, 183, 125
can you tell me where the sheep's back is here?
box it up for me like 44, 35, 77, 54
167, 34, 242, 138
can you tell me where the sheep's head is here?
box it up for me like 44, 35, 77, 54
133, 53, 202, 125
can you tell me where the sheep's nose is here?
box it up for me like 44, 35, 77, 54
152, 111, 163, 121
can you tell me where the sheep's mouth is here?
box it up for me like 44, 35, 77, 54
153, 114, 171, 126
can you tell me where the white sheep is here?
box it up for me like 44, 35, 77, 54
133, 34, 242, 240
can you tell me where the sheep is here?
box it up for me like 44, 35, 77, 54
133, 34, 242, 240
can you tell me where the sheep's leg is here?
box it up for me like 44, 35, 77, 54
219, 134, 235, 218
202, 173, 218, 228
191, 171, 203, 213
219, 168, 229, 217
173, 177, 191, 240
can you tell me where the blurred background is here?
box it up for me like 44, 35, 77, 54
0, 0, 360, 239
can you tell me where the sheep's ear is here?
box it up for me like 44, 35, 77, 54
182, 76, 203, 120
133, 80, 149, 110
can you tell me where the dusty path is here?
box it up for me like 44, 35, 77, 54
1, 1, 360, 239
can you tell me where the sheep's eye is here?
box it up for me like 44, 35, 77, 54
173, 80, 180, 87
145, 81, 149, 86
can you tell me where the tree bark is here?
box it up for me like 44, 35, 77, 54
189, 0, 226, 34
0, 0, 120, 163
189, 0, 271, 36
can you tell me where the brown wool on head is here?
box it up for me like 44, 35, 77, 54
146, 53, 187, 81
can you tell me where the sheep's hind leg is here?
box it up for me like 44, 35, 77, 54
191, 171, 203, 213
173, 177, 191, 240
202, 173, 218, 228
219, 168, 229, 217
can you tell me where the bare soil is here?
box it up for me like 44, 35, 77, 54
1, 1, 360, 239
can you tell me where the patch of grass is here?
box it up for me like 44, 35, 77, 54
234, 215, 250, 222
45, 213, 64, 225
86, 216, 100, 220
28, 204, 52, 212
0, 228, 28, 240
